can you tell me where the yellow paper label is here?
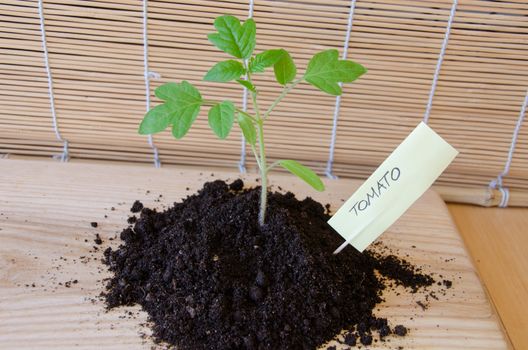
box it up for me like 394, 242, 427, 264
329, 122, 458, 254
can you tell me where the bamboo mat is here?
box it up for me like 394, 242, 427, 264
0, 159, 508, 349
0, 0, 527, 198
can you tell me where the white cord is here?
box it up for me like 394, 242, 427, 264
325, 0, 357, 179
38, 0, 69, 162
238, 0, 255, 174
489, 90, 527, 207
143, 0, 161, 168
498, 187, 510, 208
239, 85, 250, 173
423, 0, 458, 124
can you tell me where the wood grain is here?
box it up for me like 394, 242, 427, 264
0, 159, 507, 349
449, 204, 528, 350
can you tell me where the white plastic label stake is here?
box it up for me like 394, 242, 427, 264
329, 122, 458, 254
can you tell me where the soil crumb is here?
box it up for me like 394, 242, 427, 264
94, 233, 103, 245
130, 200, 144, 213
102, 180, 434, 349
394, 325, 408, 336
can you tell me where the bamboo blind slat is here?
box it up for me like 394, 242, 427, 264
0, 0, 527, 206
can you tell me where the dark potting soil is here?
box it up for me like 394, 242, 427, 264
130, 200, 144, 213
102, 179, 434, 349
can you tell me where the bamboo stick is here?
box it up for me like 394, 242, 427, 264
434, 185, 528, 207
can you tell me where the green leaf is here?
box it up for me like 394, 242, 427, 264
138, 104, 173, 135
304, 49, 366, 96
144, 81, 203, 140
236, 79, 256, 92
208, 101, 235, 139
154, 82, 179, 101
278, 160, 325, 191
250, 49, 284, 73
204, 60, 245, 82
273, 49, 296, 85
237, 113, 256, 146
154, 81, 202, 105
159, 81, 202, 139
207, 15, 256, 59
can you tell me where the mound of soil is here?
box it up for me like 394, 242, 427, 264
102, 180, 433, 349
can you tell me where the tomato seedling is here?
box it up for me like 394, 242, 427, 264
139, 15, 366, 225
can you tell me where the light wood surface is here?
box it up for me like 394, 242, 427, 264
449, 204, 528, 350
0, 159, 507, 349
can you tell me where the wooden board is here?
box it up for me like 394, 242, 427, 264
449, 204, 528, 350
0, 159, 507, 349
